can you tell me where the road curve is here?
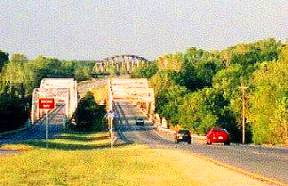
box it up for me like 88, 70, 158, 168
115, 101, 288, 185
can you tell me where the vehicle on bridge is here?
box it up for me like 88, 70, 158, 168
136, 117, 144, 126
206, 128, 230, 145
175, 129, 191, 144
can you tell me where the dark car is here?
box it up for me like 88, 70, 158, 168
136, 117, 144, 126
206, 128, 230, 145
175, 129, 191, 144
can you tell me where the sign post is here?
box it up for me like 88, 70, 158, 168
39, 98, 55, 148
46, 110, 48, 148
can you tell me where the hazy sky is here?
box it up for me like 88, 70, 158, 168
0, 0, 287, 60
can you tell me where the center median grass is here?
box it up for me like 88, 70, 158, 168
0, 131, 268, 186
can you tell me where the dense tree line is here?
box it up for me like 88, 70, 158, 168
132, 38, 288, 144
1, 38, 287, 144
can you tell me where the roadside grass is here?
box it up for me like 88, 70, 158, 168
0, 131, 267, 186
0, 130, 193, 186
23, 131, 114, 151
0, 131, 112, 151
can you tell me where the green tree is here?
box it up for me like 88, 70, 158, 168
74, 65, 91, 81
131, 62, 158, 78
0, 53, 28, 97
73, 92, 106, 131
220, 38, 281, 69
176, 48, 223, 91
0, 94, 28, 132
149, 71, 187, 125
10, 53, 28, 64
156, 83, 187, 124
179, 88, 226, 134
0, 50, 9, 72
250, 61, 288, 144
156, 53, 183, 72
279, 44, 288, 62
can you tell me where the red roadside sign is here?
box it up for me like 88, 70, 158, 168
39, 98, 55, 110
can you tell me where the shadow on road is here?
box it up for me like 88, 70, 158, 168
1, 128, 133, 152
55, 135, 110, 142
0, 123, 63, 145
20, 140, 131, 151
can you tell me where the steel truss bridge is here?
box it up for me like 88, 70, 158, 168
93, 55, 151, 74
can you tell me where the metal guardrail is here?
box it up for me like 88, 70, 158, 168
33, 105, 64, 124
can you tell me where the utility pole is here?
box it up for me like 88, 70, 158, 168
239, 83, 248, 144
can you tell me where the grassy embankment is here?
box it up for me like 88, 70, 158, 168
0, 131, 267, 186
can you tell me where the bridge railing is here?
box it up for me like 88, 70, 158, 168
32, 105, 64, 125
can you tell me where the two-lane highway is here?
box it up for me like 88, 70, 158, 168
115, 101, 288, 185
114, 101, 172, 147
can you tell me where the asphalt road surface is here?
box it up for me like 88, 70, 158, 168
114, 101, 288, 185
0, 105, 65, 153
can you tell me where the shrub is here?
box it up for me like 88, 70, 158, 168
0, 95, 29, 132
72, 91, 106, 131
